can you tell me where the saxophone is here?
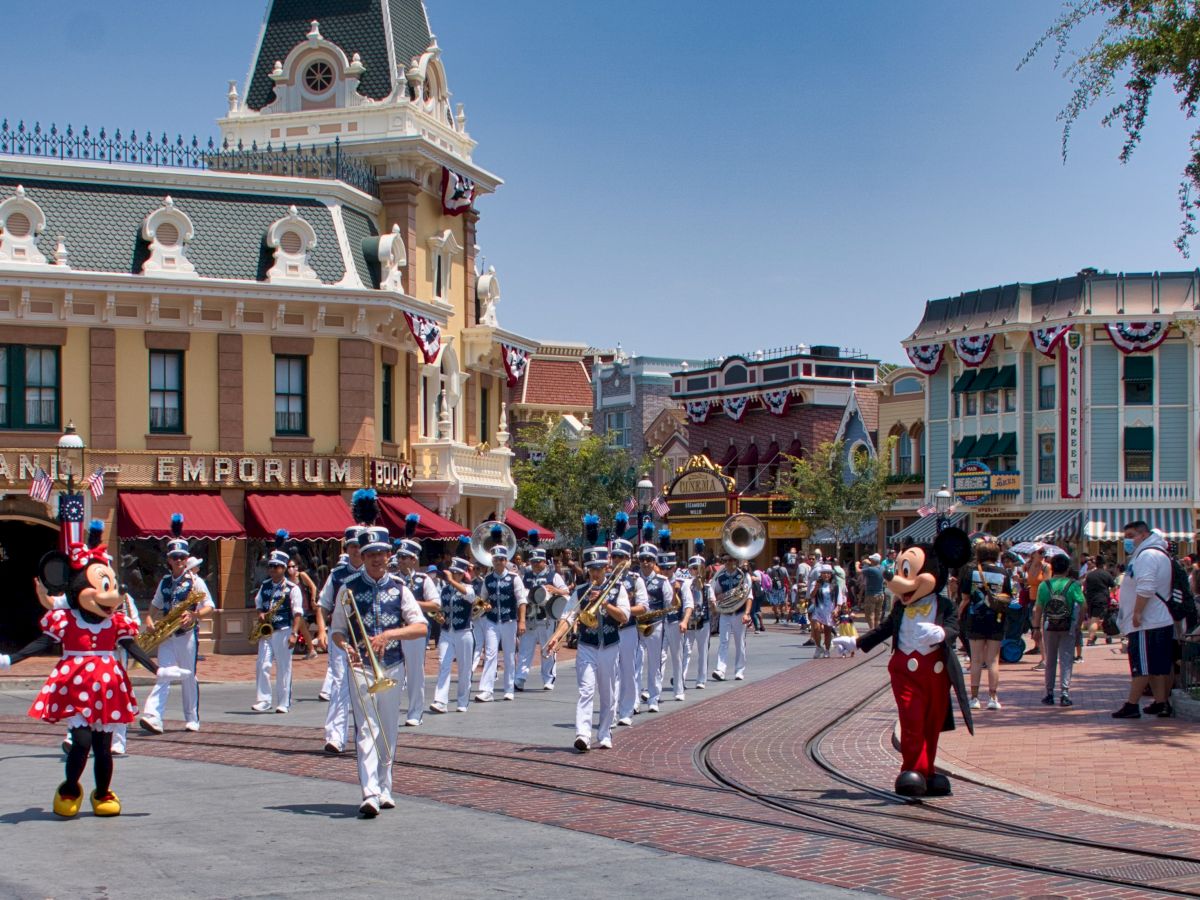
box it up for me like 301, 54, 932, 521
636, 591, 682, 637
136, 588, 206, 653
249, 589, 292, 644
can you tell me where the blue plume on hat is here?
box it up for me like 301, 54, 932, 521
693, 538, 706, 554
490, 523, 504, 539
614, 511, 629, 538
641, 518, 654, 543
584, 514, 600, 546
456, 534, 471, 553
405, 513, 420, 539
274, 528, 289, 550
86, 519, 105, 549
351, 489, 379, 526
658, 527, 672, 551
528, 529, 540, 547
170, 513, 184, 538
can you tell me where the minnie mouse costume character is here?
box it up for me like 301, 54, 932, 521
856, 528, 974, 798
0, 521, 184, 818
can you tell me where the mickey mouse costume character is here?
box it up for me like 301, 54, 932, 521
856, 528, 974, 798
0, 521, 186, 817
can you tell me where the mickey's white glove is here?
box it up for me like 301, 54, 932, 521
913, 622, 946, 652
155, 666, 191, 682
831, 636, 857, 658
0, 654, 10, 671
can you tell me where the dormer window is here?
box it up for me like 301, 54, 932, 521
304, 60, 334, 93
141, 196, 196, 277
0, 186, 48, 265
426, 229, 463, 304
266, 206, 319, 284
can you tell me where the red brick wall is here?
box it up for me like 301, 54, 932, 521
338, 339, 375, 454
686, 403, 845, 464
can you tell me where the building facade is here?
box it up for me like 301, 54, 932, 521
592, 352, 696, 463
507, 342, 601, 460
896, 270, 1199, 552
872, 367, 927, 548
0, 0, 537, 653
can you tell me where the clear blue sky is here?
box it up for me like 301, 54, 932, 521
3, 1, 1195, 363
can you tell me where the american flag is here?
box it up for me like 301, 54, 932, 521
651, 495, 671, 518
917, 502, 935, 518
85, 466, 105, 499
623, 496, 638, 514
28, 467, 52, 503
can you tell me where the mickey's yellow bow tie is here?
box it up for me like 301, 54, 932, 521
904, 600, 934, 618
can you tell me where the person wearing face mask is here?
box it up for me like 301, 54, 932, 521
1112, 522, 1177, 719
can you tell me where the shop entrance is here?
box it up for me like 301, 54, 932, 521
0, 516, 59, 653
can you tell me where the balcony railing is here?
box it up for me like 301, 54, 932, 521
1088, 481, 1191, 503
412, 440, 515, 494
0, 120, 380, 197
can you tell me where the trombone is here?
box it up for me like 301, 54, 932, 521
338, 587, 398, 763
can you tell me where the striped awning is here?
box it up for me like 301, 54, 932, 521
813, 521, 878, 545
997, 509, 1083, 543
1083, 508, 1195, 542
888, 512, 968, 545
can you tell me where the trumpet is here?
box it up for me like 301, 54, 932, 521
338, 587, 398, 762
470, 597, 492, 620
577, 558, 629, 630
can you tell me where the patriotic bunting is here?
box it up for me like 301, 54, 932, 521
762, 389, 791, 417
1030, 324, 1072, 357
685, 400, 713, 424
905, 343, 945, 375
441, 167, 475, 217
501, 343, 530, 388
723, 395, 750, 422
1105, 321, 1168, 354
403, 312, 443, 364
952, 333, 994, 368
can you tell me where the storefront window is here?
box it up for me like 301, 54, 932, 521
245, 538, 341, 610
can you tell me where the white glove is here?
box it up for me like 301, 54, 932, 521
913, 622, 946, 652
155, 665, 191, 682
831, 636, 857, 657
0, 654, 10, 670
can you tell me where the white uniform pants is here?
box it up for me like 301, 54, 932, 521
685, 624, 711, 687
638, 623, 669, 705
347, 661, 403, 804
616, 626, 641, 719
142, 630, 200, 726
662, 622, 687, 699
517, 619, 556, 687
715, 614, 747, 678
471, 619, 485, 670
324, 643, 351, 750
479, 618, 518, 696
254, 627, 294, 709
434, 628, 475, 710
576, 641, 619, 744
401, 637, 427, 723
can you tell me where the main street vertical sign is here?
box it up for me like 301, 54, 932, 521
1059, 330, 1083, 499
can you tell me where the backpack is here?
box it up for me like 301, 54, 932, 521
1143, 547, 1199, 630
1042, 578, 1074, 632
1000, 638, 1025, 663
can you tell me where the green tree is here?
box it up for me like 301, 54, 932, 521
778, 438, 896, 556
1025, 1, 1200, 253
512, 424, 659, 545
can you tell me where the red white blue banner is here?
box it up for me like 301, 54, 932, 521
441, 168, 475, 217
403, 312, 443, 365
501, 343, 530, 388
762, 389, 791, 417
951, 334, 994, 368
1105, 321, 1167, 354
685, 400, 713, 424
905, 343, 945, 375
723, 396, 750, 422
1030, 324, 1072, 357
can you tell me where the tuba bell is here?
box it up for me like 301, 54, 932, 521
469, 521, 517, 568
721, 513, 766, 561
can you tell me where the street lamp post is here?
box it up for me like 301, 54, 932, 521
934, 484, 952, 534
56, 421, 85, 493
636, 473, 654, 536
55, 421, 87, 552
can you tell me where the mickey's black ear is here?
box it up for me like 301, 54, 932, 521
933, 527, 972, 570
38, 551, 73, 594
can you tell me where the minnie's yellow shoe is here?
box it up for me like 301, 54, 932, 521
89, 789, 122, 817
52, 783, 83, 818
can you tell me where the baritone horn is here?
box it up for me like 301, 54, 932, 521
469, 521, 517, 568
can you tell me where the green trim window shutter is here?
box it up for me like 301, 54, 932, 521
971, 433, 998, 459
993, 432, 1018, 457
972, 368, 999, 392
952, 370, 978, 393
992, 365, 1017, 389
953, 435, 978, 458
1123, 356, 1154, 382
1123, 426, 1154, 451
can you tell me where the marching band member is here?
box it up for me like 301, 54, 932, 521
431, 555, 476, 713
657, 537, 693, 702
635, 541, 673, 712
545, 522, 630, 752
683, 542, 715, 689
330, 523, 426, 818
394, 514, 441, 727
475, 527, 529, 702
250, 531, 304, 714
613, 514, 649, 727
712, 551, 752, 681
315, 524, 363, 754
516, 530, 568, 692
139, 514, 214, 735
470, 560, 486, 672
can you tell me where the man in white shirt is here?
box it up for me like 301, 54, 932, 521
1112, 522, 1177, 719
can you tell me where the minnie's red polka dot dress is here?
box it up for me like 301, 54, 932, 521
28, 608, 140, 732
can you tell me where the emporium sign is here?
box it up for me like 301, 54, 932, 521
954, 462, 1022, 506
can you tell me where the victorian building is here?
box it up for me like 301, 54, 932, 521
896, 269, 1198, 552
0, 0, 538, 652
871, 367, 927, 548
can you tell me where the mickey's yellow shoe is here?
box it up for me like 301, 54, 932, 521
52, 783, 83, 818
90, 789, 122, 817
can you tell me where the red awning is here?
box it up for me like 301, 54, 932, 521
763, 440, 781, 466
720, 444, 739, 467
244, 493, 354, 540
739, 443, 759, 468
505, 509, 557, 542
118, 492, 245, 540
787, 438, 805, 459
378, 496, 468, 541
